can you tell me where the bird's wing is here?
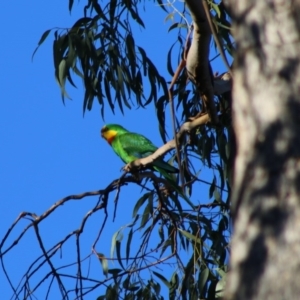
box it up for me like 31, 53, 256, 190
119, 133, 178, 173
118, 133, 157, 159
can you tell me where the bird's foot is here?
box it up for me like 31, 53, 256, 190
122, 163, 132, 173
122, 162, 145, 173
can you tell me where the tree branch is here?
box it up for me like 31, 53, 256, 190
125, 113, 210, 171
185, 0, 219, 124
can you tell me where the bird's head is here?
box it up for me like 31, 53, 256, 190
101, 124, 128, 144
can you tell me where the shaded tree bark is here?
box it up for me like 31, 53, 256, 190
226, 0, 300, 299
185, 0, 219, 123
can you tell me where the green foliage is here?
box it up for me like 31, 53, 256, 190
34, 0, 169, 117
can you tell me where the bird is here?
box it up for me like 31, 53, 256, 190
100, 123, 178, 179
100, 123, 194, 207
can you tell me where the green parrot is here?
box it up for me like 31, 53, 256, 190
101, 123, 194, 207
100, 123, 178, 178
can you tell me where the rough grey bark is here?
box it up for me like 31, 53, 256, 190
225, 0, 300, 299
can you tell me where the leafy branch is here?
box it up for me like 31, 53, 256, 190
1, 167, 229, 299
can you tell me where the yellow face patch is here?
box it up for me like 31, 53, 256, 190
101, 127, 117, 144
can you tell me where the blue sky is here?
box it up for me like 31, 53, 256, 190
0, 1, 228, 299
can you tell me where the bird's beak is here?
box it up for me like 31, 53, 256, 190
100, 128, 105, 138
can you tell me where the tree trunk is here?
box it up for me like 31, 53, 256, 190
226, 1, 300, 299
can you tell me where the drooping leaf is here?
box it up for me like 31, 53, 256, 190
137, 46, 147, 76
161, 239, 172, 257
97, 253, 108, 277
156, 95, 167, 143
126, 34, 136, 77
215, 269, 226, 298
106, 285, 118, 299
71, 17, 93, 29
68, 0, 74, 13
126, 228, 133, 263
198, 267, 209, 294
209, 176, 216, 199
210, 2, 221, 18
169, 271, 179, 299
111, 230, 122, 258
140, 202, 151, 228
214, 188, 221, 203
57, 59, 72, 101
167, 42, 176, 76
108, 268, 122, 275
217, 131, 228, 163
168, 22, 187, 33
132, 192, 151, 218
153, 272, 171, 288
178, 229, 201, 245
157, 0, 168, 12
104, 72, 114, 113
128, 7, 145, 28
32, 29, 52, 60
116, 241, 124, 269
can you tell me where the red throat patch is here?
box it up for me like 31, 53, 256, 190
107, 135, 115, 145
102, 128, 117, 145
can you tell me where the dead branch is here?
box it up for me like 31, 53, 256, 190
1, 153, 228, 299
0, 171, 183, 299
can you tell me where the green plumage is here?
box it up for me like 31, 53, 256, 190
101, 124, 194, 207
101, 124, 178, 177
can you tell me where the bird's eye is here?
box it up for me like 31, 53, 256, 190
101, 127, 108, 133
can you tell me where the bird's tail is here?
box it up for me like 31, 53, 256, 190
152, 160, 179, 174
153, 166, 177, 182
